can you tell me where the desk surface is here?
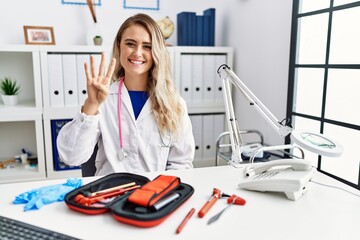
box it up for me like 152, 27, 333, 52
0, 165, 359, 240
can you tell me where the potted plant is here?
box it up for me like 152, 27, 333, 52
0, 77, 21, 106
93, 35, 103, 46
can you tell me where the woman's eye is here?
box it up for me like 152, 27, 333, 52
126, 42, 135, 47
143, 45, 152, 50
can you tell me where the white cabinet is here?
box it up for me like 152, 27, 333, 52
0, 45, 233, 183
0, 45, 46, 183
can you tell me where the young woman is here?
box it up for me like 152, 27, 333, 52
57, 13, 195, 176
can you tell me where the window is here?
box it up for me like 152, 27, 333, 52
288, 0, 360, 189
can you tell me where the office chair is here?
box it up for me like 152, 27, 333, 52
81, 144, 98, 177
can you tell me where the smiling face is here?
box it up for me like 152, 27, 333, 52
119, 24, 153, 82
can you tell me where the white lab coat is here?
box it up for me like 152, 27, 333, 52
57, 82, 195, 176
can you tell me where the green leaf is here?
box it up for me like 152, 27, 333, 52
0, 77, 21, 95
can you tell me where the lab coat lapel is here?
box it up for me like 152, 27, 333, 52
137, 99, 152, 122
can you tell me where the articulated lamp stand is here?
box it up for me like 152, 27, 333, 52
217, 64, 343, 167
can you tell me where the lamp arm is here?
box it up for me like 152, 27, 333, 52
217, 64, 343, 163
222, 73, 243, 164
218, 64, 293, 138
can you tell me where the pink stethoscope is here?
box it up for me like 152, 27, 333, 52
117, 78, 127, 161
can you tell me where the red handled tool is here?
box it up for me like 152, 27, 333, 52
198, 188, 230, 218
207, 194, 246, 225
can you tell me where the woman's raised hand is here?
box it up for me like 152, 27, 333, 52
82, 53, 116, 115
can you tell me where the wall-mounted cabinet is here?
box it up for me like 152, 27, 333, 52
0, 45, 233, 183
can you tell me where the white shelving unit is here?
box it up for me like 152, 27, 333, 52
0, 45, 46, 183
40, 45, 111, 179
0, 45, 233, 183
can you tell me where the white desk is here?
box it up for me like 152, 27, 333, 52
0, 165, 359, 240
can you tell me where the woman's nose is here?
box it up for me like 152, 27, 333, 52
133, 46, 143, 57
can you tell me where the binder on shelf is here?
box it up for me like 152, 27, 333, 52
191, 54, 204, 103
62, 54, 79, 107
195, 15, 204, 46
202, 114, 215, 160
76, 54, 89, 105
188, 13, 196, 46
202, 15, 211, 46
215, 54, 227, 103
203, 54, 216, 102
189, 115, 203, 160
51, 119, 80, 171
177, 12, 189, 46
180, 54, 193, 103
48, 54, 65, 107
177, 12, 196, 46
203, 8, 215, 46
177, 9, 215, 46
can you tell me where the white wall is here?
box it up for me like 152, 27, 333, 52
0, 0, 293, 146
224, 0, 293, 145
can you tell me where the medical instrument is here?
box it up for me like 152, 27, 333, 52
159, 129, 173, 148
176, 208, 195, 234
74, 185, 140, 206
198, 188, 230, 218
217, 64, 343, 166
81, 182, 136, 197
153, 192, 180, 210
134, 192, 181, 213
207, 194, 246, 225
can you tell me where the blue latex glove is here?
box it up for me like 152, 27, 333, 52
13, 178, 82, 211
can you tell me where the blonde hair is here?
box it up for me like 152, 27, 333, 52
112, 13, 184, 135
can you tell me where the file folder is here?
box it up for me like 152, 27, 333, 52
180, 54, 193, 103
62, 54, 79, 106
203, 54, 216, 102
195, 16, 204, 46
191, 55, 204, 103
47, 54, 65, 107
76, 54, 89, 105
189, 115, 203, 160
177, 12, 189, 46
203, 8, 215, 46
202, 114, 215, 160
215, 54, 227, 103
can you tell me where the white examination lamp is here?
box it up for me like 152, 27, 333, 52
217, 64, 343, 166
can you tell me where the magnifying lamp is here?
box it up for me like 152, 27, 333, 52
217, 64, 343, 165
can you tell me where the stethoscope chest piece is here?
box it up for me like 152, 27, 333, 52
118, 149, 127, 161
